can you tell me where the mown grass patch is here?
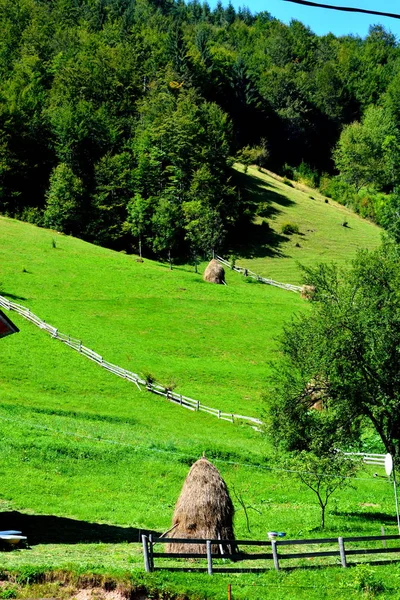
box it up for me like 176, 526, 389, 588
232, 165, 382, 284
0, 216, 303, 417
0, 214, 395, 599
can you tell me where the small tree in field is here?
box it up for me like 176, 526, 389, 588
285, 451, 359, 529
267, 240, 400, 461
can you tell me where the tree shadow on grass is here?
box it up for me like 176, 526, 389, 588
1, 292, 27, 301
233, 169, 295, 214
332, 511, 398, 524
227, 220, 289, 259
230, 169, 295, 259
0, 511, 158, 546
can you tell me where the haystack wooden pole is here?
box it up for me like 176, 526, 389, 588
338, 537, 347, 568
142, 535, 151, 572
206, 540, 213, 575
271, 540, 280, 570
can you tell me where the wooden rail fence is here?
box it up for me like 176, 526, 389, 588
142, 534, 400, 574
0, 294, 262, 429
215, 255, 302, 293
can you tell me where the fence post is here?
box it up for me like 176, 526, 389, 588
206, 540, 213, 575
142, 535, 151, 572
271, 540, 280, 571
149, 533, 154, 571
218, 410, 221, 419
381, 526, 387, 548
196, 401, 200, 411
338, 537, 347, 568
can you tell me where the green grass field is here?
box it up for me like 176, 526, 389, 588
231, 165, 382, 284
0, 174, 395, 599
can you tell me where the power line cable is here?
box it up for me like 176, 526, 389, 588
0, 412, 387, 483
283, 0, 400, 19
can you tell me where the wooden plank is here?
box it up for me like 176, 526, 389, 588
153, 552, 274, 560
152, 548, 400, 561
277, 537, 338, 545
344, 535, 400, 542
153, 553, 211, 559
346, 547, 400, 556
280, 550, 340, 559
153, 538, 269, 545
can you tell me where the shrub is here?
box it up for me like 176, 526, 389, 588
294, 162, 320, 188
281, 163, 294, 179
235, 142, 269, 169
0, 588, 17, 599
319, 175, 356, 206
353, 565, 385, 595
281, 222, 299, 235
20, 206, 44, 226
15, 567, 49, 585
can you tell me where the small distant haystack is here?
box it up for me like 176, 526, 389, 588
301, 284, 315, 300
203, 259, 225, 285
303, 376, 329, 411
165, 457, 236, 555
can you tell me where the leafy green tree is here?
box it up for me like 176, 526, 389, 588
268, 242, 400, 461
183, 199, 223, 268
151, 194, 181, 268
377, 191, 400, 243
43, 163, 85, 235
91, 152, 134, 246
285, 451, 359, 528
127, 192, 153, 258
334, 106, 400, 191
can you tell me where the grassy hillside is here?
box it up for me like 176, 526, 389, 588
0, 190, 393, 599
232, 165, 382, 284
0, 216, 302, 417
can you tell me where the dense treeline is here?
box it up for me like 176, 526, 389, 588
1, 0, 400, 259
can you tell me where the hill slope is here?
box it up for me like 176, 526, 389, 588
0, 216, 304, 417
0, 187, 389, 599
232, 165, 382, 283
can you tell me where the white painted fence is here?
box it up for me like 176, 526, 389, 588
215, 255, 302, 293
0, 295, 262, 429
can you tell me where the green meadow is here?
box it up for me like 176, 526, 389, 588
232, 165, 382, 284
0, 176, 396, 599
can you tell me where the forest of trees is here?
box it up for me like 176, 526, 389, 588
1, 0, 400, 260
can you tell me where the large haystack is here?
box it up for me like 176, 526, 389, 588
203, 259, 225, 284
165, 457, 236, 555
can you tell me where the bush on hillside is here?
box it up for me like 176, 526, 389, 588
281, 222, 299, 235
294, 162, 320, 188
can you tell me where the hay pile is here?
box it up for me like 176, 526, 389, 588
165, 457, 236, 555
300, 284, 315, 300
303, 376, 329, 410
203, 259, 225, 284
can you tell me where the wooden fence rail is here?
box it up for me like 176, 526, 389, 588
0, 294, 262, 429
215, 255, 302, 293
142, 534, 400, 574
